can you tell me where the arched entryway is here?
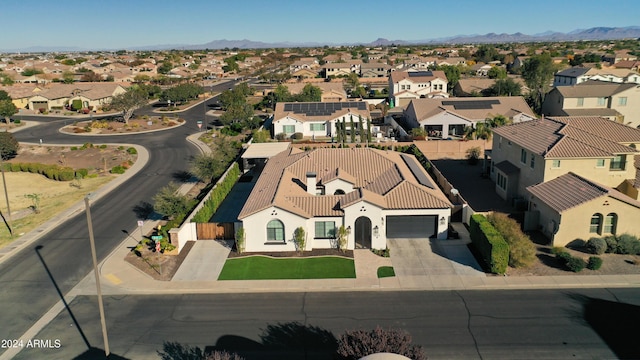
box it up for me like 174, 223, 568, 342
354, 216, 372, 248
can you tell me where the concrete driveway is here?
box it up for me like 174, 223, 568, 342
387, 238, 484, 278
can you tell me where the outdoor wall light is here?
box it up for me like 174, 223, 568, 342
373, 225, 379, 237
440, 216, 446, 225
346, 226, 351, 234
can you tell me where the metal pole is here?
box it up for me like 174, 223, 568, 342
0, 158, 11, 236
84, 196, 110, 356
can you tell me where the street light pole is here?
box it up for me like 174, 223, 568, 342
84, 196, 110, 357
0, 157, 11, 236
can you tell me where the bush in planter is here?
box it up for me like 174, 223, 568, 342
566, 256, 586, 272
616, 234, 640, 255
604, 235, 618, 253
587, 256, 603, 270
292, 132, 303, 140
275, 132, 286, 141
586, 237, 607, 255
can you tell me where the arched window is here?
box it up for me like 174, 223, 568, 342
266, 219, 284, 242
590, 213, 603, 234
604, 213, 617, 234
334, 189, 346, 195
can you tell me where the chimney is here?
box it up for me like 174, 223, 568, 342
306, 172, 317, 195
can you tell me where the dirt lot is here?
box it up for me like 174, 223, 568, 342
7, 144, 137, 172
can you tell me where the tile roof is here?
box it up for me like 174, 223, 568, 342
390, 70, 448, 84
555, 67, 590, 77
493, 116, 640, 158
407, 96, 535, 123
274, 101, 370, 122
238, 147, 451, 219
527, 172, 640, 213
554, 80, 636, 98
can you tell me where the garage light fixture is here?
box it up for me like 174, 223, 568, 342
440, 216, 446, 225
373, 225, 379, 238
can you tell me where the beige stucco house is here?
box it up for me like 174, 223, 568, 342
237, 147, 452, 252
541, 80, 640, 128
491, 116, 640, 205
27, 83, 127, 112
527, 172, 640, 246
272, 101, 370, 139
404, 96, 536, 139
388, 70, 449, 108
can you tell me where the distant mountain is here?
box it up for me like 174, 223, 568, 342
2, 26, 639, 53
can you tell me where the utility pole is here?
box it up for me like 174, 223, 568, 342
84, 196, 110, 357
0, 157, 11, 236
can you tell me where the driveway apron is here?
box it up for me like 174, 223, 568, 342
388, 238, 484, 277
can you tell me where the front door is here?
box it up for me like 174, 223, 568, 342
355, 216, 372, 248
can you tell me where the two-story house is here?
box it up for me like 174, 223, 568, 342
491, 116, 640, 204
272, 101, 370, 139
360, 62, 391, 78
553, 66, 640, 87
541, 80, 640, 128
491, 116, 640, 245
404, 96, 536, 139
388, 70, 449, 108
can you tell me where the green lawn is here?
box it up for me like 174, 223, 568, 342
218, 256, 356, 280
377, 266, 396, 278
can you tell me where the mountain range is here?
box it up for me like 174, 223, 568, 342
3, 26, 639, 53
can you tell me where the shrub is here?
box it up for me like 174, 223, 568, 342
191, 163, 241, 223
70, 146, 78, 151
587, 256, 603, 270
469, 214, 509, 274
76, 168, 89, 178
80, 142, 93, 149
616, 234, 640, 255
337, 326, 426, 360
586, 237, 607, 255
99, 144, 107, 149
486, 212, 536, 268
13, 118, 20, 124
555, 250, 572, 263
0, 132, 19, 160
292, 132, 303, 140
466, 146, 482, 165
110, 165, 126, 174
371, 248, 390, 257
294, 227, 306, 252
126, 147, 137, 154
566, 256, 586, 272
604, 235, 618, 253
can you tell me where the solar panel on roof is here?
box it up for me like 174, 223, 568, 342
440, 99, 500, 110
284, 104, 293, 111
408, 71, 434, 77
400, 154, 435, 189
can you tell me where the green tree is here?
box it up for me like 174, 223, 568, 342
108, 89, 149, 124
296, 84, 322, 102
522, 53, 556, 113
349, 115, 356, 143
0, 132, 19, 160
161, 83, 203, 103
152, 182, 190, 219
189, 136, 239, 181
21, 68, 43, 76
158, 61, 173, 75
484, 78, 522, 96
487, 66, 507, 79
345, 72, 360, 93
273, 84, 292, 102
436, 65, 461, 91
294, 227, 306, 253
0, 90, 10, 101
62, 71, 75, 84
358, 116, 365, 143
0, 99, 18, 123
252, 129, 270, 143
474, 45, 500, 63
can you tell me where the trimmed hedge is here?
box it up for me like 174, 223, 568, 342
191, 162, 241, 223
469, 214, 509, 275
1, 162, 89, 181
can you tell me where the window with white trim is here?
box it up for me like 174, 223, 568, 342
597, 97, 606, 106
596, 159, 605, 167
310, 123, 325, 131
282, 125, 295, 134
315, 221, 336, 239
618, 97, 627, 106
266, 220, 285, 242
520, 149, 527, 164
551, 160, 561, 168
610, 154, 626, 171
590, 213, 602, 234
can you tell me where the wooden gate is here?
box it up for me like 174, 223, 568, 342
196, 222, 235, 240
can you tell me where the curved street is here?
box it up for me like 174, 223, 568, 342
0, 80, 232, 355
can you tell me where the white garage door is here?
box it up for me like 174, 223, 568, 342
386, 215, 437, 238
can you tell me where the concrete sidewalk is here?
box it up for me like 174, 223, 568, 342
70, 219, 640, 297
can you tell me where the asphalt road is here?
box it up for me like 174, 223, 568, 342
0, 80, 233, 357
10, 288, 640, 360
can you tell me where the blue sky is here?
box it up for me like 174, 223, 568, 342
2, 0, 638, 50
